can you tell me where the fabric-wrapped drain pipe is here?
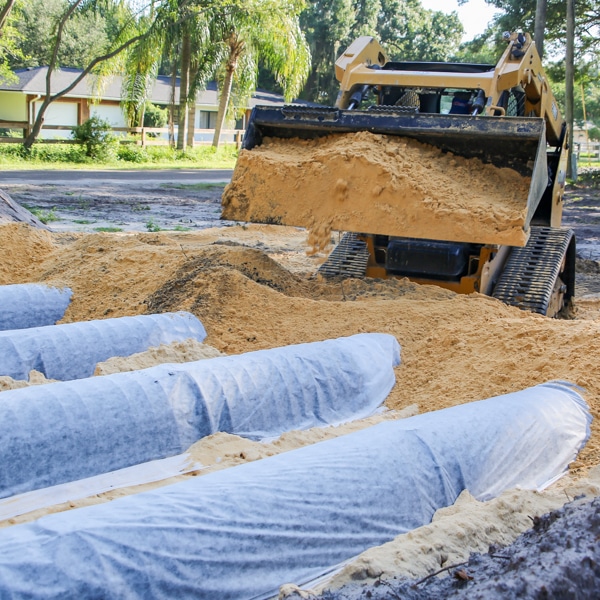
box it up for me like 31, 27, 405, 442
0, 283, 72, 331
0, 333, 401, 498
0, 311, 207, 381
0, 381, 589, 599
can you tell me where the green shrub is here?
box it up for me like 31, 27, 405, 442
72, 116, 117, 160
576, 167, 600, 188
23, 205, 59, 223
31, 144, 86, 163
143, 103, 168, 130
145, 218, 161, 232
117, 145, 149, 163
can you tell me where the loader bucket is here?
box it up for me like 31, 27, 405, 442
222, 105, 549, 247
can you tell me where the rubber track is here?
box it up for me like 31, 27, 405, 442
318, 233, 369, 278
492, 226, 574, 315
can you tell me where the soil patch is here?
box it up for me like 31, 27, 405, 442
2, 172, 600, 595
0, 181, 233, 233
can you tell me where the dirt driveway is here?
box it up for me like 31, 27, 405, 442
2, 170, 600, 296
0, 178, 232, 233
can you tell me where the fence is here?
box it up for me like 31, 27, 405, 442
0, 121, 245, 148
576, 141, 600, 163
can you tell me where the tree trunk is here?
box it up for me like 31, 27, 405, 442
186, 61, 199, 148
168, 65, 177, 146
565, 0, 575, 178
212, 61, 236, 148
186, 104, 196, 148
0, 0, 17, 32
534, 0, 547, 58
23, 97, 50, 149
177, 31, 191, 151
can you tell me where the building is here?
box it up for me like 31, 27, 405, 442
0, 67, 290, 141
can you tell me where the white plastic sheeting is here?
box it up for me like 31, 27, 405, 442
0, 284, 72, 331
0, 333, 400, 498
0, 453, 200, 521
0, 382, 590, 600
0, 311, 207, 381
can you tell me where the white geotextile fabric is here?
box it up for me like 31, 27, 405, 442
0, 382, 590, 600
0, 284, 72, 331
0, 453, 200, 521
0, 311, 207, 381
0, 333, 400, 498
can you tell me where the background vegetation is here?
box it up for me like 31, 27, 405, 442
0, 0, 598, 162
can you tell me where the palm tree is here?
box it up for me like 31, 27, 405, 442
206, 0, 311, 147
120, 1, 225, 149
120, 0, 310, 150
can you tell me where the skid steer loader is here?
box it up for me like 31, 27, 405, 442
222, 32, 575, 317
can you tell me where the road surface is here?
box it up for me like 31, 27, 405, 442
0, 169, 233, 186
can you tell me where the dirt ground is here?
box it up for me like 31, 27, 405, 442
2, 171, 600, 597
3, 173, 600, 295
0, 180, 236, 233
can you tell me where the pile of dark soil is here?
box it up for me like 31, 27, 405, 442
305, 495, 600, 599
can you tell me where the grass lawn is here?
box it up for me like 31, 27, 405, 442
0, 143, 239, 170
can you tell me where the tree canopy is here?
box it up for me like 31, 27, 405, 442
10, 0, 112, 70
0, 0, 23, 82
299, 0, 465, 104
2, 0, 599, 146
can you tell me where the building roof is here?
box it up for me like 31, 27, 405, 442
0, 66, 295, 108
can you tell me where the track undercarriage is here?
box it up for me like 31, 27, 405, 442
318, 227, 576, 317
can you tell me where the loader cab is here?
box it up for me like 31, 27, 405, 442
371, 60, 496, 115
372, 86, 485, 116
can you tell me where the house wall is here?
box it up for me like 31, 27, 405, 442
33, 100, 78, 139
197, 110, 217, 129
0, 91, 27, 122
90, 101, 127, 128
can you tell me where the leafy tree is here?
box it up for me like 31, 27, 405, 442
0, 0, 23, 82
0, 0, 16, 30
376, 0, 463, 61
23, 0, 173, 149
352, 0, 381, 38
207, 0, 311, 147
472, 0, 600, 60
299, 0, 464, 105
143, 101, 168, 128
11, 0, 110, 69
299, 0, 354, 104
451, 35, 499, 64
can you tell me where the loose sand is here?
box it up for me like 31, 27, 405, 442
1, 220, 599, 592
222, 132, 532, 247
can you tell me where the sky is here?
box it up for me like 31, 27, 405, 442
419, 0, 499, 41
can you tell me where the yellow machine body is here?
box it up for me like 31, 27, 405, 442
222, 33, 575, 316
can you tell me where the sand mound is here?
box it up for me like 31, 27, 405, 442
94, 339, 224, 375
222, 132, 532, 246
0, 223, 56, 283
1, 222, 599, 472
1, 221, 600, 597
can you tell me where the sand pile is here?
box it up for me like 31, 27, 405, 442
222, 132, 532, 247
93, 339, 224, 376
1, 221, 599, 472
1, 221, 600, 593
